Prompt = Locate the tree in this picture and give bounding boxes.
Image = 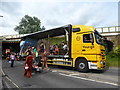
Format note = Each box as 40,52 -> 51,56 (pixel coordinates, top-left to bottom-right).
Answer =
14,15 -> 45,34
41,26 -> 45,30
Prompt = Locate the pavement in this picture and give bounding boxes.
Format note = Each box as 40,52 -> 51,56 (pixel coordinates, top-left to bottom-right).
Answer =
1,59 -> 120,89
50,66 -> 119,85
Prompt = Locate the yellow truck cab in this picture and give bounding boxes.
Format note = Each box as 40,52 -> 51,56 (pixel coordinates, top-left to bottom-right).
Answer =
72,25 -> 106,72
21,24 -> 106,72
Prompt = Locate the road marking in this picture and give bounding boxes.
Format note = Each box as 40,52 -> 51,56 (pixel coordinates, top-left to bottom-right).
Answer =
52,70 -> 57,72
1,68 -> 5,76
1,69 -> 21,89
59,73 -> 118,86
69,73 -> 79,76
6,76 -> 20,89
16,61 -> 24,64
51,69 -> 74,74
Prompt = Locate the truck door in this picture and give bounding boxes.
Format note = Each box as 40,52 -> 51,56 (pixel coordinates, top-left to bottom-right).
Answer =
82,33 -> 97,59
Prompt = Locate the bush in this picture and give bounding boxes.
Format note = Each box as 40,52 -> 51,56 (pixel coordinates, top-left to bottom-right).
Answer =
107,50 -> 117,58
107,45 -> 120,57
114,45 -> 120,56
106,45 -> 120,67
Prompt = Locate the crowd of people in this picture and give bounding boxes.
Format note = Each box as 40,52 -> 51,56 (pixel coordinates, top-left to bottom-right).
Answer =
49,41 -> 68,55
23,41 -> 68,78
5,40 -> 68,78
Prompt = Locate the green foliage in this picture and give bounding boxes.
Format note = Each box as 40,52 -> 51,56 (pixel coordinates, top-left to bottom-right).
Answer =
107,50 -> 117,58
106,45 -> 120,58
106,45 -> 120,67
106,55 -> 119,67
14,15 -> 45,34
41,26 -> 45,30
49,36 -> 66,46
114,45 -> 120,56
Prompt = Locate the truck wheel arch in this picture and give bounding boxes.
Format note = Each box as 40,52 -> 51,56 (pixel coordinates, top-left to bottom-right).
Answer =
75,57 -> 89,72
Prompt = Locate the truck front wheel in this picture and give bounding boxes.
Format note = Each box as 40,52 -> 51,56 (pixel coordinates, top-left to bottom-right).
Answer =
76,59 -> 89,72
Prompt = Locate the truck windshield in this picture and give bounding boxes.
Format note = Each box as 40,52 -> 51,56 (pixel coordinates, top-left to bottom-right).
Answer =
94,31 -> 103,45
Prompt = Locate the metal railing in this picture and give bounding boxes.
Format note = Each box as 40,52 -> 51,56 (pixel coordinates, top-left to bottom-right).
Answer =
96,26 -> 120,33
0,34 -> 28,40
0,26 -> 119,40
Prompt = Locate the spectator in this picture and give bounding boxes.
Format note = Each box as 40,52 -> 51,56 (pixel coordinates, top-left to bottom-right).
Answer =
6,49 -> 10,58
37,40 -> 50,71
50,45 -> 54,55
10,52 -> 16,67
63,43 -> 68,55
31,47 -> 36,62
61,41 -> 65,47
61,42 -> 68,55
54,44 -> 59,55
25,46 -> 31,55
42,50 -> 50,71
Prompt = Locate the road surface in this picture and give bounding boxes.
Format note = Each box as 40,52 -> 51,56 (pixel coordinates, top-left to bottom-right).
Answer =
2,59 -> 119,89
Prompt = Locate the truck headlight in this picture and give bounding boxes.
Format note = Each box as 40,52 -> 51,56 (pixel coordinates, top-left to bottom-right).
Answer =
100,61 -> 103,64
101,52 -> 105,55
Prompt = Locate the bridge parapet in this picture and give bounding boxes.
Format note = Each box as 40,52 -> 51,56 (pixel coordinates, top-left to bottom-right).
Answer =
0,34 -> 28,40
0,26 -> 119,40
96,26 -> 120,33
96,26 -> 120,47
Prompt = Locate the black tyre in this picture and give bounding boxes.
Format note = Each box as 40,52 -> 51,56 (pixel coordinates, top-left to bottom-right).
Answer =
76,59 -> 89,73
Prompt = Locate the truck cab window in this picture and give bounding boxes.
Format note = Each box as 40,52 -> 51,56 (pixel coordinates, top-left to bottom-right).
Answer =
83,34 -> 92,43
94,31 -> 103,45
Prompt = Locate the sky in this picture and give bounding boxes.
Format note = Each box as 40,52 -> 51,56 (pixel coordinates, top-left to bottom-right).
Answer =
0,0 -> 119,36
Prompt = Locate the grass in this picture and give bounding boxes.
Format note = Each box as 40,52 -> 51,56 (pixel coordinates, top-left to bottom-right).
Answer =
48,36 -> 66,45
106,55 -> 119,67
